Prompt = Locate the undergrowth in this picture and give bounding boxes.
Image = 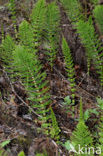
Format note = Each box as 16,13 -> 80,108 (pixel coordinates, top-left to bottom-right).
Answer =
45,1 -> 60,69
0,0 -> 103,155
62,37 -> 76,114
76,19 -> 103,85
60,0 -> 83,24
30,0 -> 46,49
70,98 -> 93,155
9,0 -> 17,36
93,5 -> 103,34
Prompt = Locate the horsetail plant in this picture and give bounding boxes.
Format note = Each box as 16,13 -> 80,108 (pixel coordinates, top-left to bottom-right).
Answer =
8,0 -> 61,137
11,17 -> 60,138
18,20 -> 34,53
50,107 -> 61,140
1,35 -> 15,65
60,0 -> 103,86
12,45 -> 52,134
70,98 -> 93,155
30,0 -> 46,50
93,5 -> 103,34
9,0 -> 17,37
62,37 -> 76,114
12,44 -> 61,139
76,19 -> 103,86
45,1 -> 60,69
0,4 -> 61,138
60,0 -> 83,24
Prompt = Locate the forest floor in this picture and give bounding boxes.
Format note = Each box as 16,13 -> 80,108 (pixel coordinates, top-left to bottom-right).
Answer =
0,0 -> 103,156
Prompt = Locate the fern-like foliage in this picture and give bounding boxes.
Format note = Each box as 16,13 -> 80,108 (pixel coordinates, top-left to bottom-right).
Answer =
50,107 -> 60,140
93,5 -> 103,34
17,16 -> 60,137
45,1 -> 60,68
18,20 -> 34,52
1,35 -> 15,64
30,0 -> 46,49
12,45 -> 52,131
71,121 -> 93,155
9,0 -> 17,36
76,19 -> 103,85
0,1 -> 60,139
31,0 -> 60,69
60,0 -> 82,23
16,20 -> 51,130
9,0 -> 16,21
70,98 -> 93,155
62,37 -> 76,110
1,18 -> 60,139
0,34 -> 16,81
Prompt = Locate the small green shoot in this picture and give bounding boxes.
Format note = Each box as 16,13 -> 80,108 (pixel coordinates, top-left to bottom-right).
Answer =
97,97 -> 103,109
84,109 -> 99,121
63,96 -> 71,106
18,151 -> 25,156
0,140 -> 10,148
